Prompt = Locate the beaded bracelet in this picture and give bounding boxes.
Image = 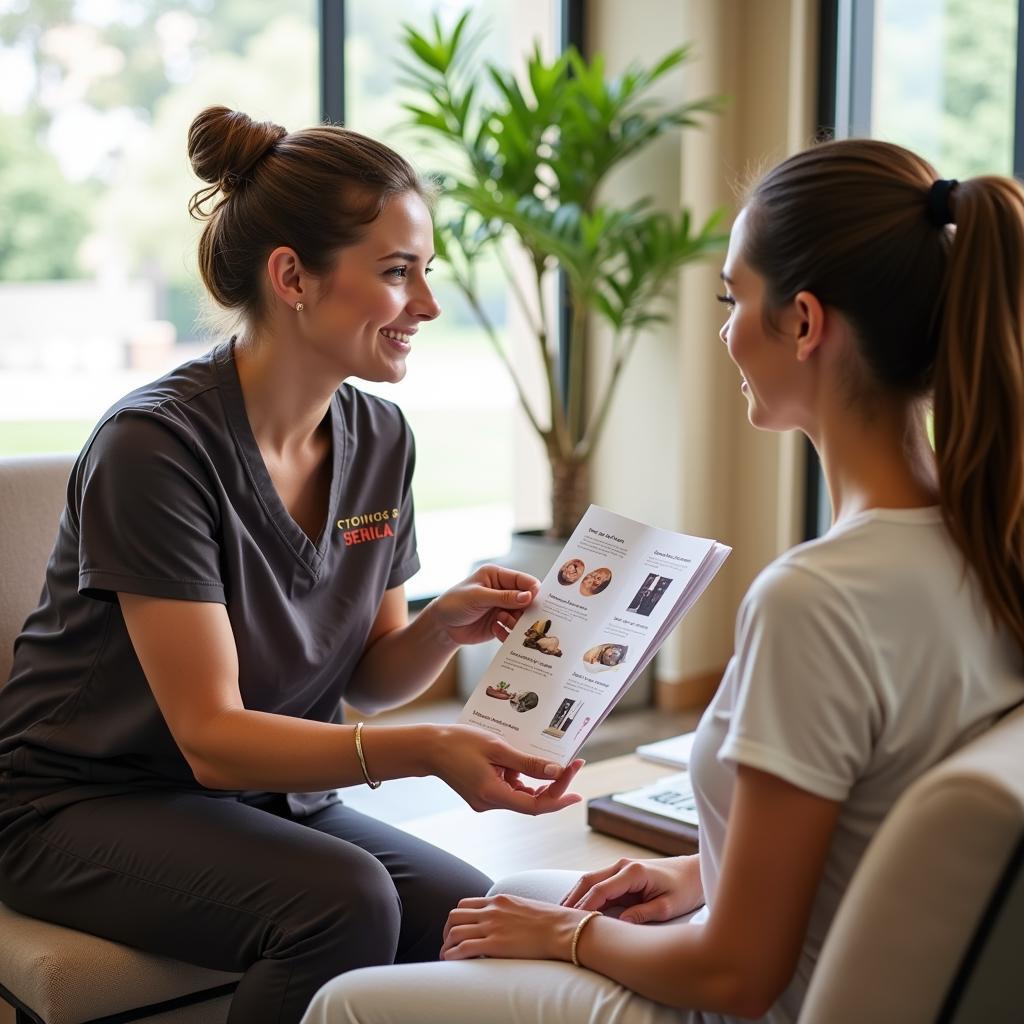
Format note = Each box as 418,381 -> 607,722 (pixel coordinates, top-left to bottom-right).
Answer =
571,910 -> 600,968
354,721 -> 381,790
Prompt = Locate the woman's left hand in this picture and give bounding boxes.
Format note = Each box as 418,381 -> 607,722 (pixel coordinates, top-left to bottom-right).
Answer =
441,893 -> 588,962
429,565 -> 540,646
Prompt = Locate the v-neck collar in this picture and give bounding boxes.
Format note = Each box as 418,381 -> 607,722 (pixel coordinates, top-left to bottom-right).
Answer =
214,339 -> 347,578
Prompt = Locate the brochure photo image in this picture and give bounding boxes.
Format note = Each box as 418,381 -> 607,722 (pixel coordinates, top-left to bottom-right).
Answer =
522,618 -> 564,657
483,680 -> 540,714
459,505 -> 731,762
582,642 -> 629,670
543,696 -> 589,740
554,556 -> 615,598
626,573 -> 674,617
556,558 -> 585,586
578,566 -> 613,597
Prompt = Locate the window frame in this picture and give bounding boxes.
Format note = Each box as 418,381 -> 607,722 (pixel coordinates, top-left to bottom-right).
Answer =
319,0 -> 577,395
319,1 -> 578,601
319,0 -> 579,596
320,0 -> 346,124
807,0 -> 1024,539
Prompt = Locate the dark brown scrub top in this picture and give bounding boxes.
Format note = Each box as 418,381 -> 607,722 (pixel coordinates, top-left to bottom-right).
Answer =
0,340 -> 419,831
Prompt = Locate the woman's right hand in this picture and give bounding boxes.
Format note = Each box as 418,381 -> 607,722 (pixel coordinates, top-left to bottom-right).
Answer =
427,724 -> 584,815
560,855 -> 704,924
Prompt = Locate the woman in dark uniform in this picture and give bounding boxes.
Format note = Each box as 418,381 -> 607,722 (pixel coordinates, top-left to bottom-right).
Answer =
0,107 -> 582,1024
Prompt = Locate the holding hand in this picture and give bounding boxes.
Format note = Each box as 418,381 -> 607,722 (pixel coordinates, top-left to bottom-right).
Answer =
428,565 -> 540,646
429,723 -> 584,815
561,855 -> 704,924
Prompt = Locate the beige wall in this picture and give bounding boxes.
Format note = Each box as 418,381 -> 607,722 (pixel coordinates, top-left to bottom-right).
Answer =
586,0 -> 818,697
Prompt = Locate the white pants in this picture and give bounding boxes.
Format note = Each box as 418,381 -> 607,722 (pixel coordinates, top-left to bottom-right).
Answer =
301,871 -> 725,1024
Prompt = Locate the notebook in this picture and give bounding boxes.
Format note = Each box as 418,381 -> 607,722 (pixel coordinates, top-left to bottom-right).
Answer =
634,731 -> 696,769
586,771 -> 700,856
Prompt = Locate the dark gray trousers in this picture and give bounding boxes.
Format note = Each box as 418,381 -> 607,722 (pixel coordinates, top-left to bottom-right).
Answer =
0,789 -> 491,1024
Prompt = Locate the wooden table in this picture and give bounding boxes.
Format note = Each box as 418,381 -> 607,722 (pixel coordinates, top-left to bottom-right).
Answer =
401,754 -> 675,879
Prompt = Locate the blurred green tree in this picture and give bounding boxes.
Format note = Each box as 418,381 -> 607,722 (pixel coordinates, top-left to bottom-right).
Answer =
873,0 -> 1015,177
0,0 -> 315,329
0,0 -> 300,127
0,115 -> 92,280
97,14 -> 316,331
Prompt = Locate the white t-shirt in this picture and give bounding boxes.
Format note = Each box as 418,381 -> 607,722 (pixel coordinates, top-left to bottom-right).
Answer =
690,506 -> 1023,1024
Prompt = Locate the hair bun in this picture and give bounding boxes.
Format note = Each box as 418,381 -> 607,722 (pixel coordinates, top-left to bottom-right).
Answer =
187,105 -> 287,193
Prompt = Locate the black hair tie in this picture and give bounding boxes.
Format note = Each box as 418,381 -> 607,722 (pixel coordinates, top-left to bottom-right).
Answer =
926,178 -> 958,227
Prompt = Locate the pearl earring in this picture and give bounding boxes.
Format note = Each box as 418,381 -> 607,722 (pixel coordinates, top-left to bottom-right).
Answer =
294,301 -> 304,312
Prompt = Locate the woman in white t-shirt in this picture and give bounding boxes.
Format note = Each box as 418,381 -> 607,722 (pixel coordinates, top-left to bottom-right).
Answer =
301,141 -> 1024,1024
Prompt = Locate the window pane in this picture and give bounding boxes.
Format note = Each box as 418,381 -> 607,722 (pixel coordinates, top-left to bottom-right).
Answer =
0,1 -> 317,452
345,0 -> 561,597
807,0 -> 1020,539
872,0 -> 1017,176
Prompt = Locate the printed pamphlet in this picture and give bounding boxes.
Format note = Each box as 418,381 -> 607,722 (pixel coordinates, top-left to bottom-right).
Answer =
459,505 -> 730,763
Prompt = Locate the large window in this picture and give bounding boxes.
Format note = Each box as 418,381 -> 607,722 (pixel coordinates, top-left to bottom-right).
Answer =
0,0 -> 573,600
342,0 -> 563,598
871,0 -> 1017,177
810,0 -> 1023,535
0,0 -> 318,448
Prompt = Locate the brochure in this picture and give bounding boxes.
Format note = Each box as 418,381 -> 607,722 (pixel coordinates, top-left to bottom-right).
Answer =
459,505 -> 730,764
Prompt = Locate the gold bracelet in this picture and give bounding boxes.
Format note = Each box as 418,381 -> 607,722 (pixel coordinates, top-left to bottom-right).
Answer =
571,910 -> 600,968
354,721 -> 381,790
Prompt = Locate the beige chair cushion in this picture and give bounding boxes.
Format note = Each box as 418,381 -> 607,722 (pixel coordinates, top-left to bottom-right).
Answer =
0,903 -> 238,1024
1,454 -> 241,1021
799,703 -> 1024,1023
0,453 -> 75,684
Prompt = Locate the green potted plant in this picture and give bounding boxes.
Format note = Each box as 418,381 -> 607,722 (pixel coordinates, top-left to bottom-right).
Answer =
399,12 -> 726,538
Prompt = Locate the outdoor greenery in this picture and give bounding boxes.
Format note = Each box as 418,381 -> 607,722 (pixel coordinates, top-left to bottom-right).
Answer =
0,420 -> 94,455
0,115 -> 93,281
0,0 -> 318,325
0,407 -> 503,513
0,0 -> 515,333
0,1 -> 520,522
874,0 -> 1016,176
0,0 -> 1019,525
2,0 -> 1010,291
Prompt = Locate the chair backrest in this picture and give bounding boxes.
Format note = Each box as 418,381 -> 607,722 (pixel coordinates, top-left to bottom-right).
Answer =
798,702 -> 1024,1023
0,454 -> 76,684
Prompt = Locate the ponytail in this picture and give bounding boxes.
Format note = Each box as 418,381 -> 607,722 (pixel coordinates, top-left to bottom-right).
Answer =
744,139 -> 1024,650
933,177 -> 1024,650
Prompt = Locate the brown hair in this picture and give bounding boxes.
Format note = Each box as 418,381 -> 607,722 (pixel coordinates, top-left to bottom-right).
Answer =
187,106 -> 430,327
743,138 -> 1024,650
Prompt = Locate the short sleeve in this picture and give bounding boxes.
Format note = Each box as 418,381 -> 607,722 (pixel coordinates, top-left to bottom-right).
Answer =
386,417 -> 419,589
718,562 -> 881,801
74,412 -> 226,603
